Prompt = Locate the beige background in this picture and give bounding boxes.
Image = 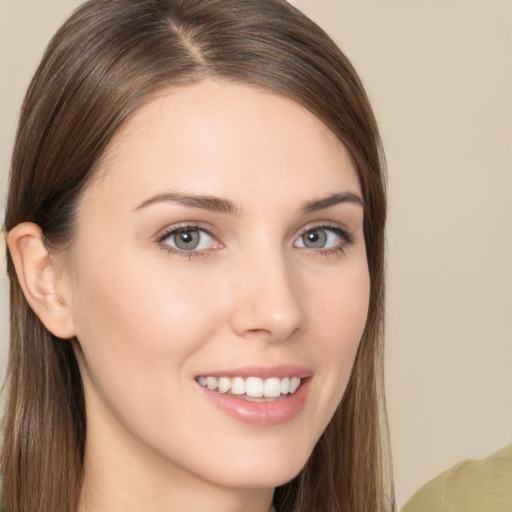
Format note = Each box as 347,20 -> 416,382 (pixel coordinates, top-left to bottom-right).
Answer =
1,0 -> 511,508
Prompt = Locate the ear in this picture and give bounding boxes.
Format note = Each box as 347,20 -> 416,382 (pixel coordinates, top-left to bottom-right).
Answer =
6,222 -> 76,339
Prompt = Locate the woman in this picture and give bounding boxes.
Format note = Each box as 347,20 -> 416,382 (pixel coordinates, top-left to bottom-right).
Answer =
1,1 -> 393,511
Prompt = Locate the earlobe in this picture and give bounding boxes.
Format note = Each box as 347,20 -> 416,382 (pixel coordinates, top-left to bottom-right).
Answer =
6,222 -> 76,339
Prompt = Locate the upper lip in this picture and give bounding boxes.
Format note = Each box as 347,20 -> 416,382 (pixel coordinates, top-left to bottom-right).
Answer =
196,365 -> 313,380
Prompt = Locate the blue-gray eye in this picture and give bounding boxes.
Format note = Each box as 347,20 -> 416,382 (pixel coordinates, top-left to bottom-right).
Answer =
165,228 -> 215,251
294,227 -> 344,249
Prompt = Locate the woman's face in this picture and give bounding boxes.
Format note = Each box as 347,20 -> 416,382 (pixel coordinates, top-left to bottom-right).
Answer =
61,80 -> 370,491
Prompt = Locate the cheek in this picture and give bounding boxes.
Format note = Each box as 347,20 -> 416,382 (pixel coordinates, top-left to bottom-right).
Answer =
308,261 -> 370,410
76,253 -> 217,341
70,256 -> 225,401
69,257 -> 233,461
313,257 -> 370,342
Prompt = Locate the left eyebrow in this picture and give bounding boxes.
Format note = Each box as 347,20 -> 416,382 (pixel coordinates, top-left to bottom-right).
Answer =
300,192 -> 365,214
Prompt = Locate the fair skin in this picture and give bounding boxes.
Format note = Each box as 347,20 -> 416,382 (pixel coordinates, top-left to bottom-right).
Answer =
8,80 -> 369,512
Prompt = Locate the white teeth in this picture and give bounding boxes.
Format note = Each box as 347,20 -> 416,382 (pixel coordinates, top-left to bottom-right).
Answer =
231,377 -> 246,395
289,377 -> 301,394
197,375 -> 303,398
280,377 -> 290,394
264,377 -> 282,398
206,376 -> 218,390
246,377 -> 264,398
218,377 -> 231,394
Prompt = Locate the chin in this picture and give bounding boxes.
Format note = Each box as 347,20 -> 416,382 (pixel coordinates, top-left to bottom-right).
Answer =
198,438 -> 314,490
211,464 -> 304,490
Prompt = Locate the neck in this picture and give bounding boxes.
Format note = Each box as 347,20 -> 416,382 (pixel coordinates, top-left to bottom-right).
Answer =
80,467 -> 273,512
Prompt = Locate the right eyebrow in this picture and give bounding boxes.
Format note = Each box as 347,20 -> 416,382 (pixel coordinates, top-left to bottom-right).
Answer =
134,191 -> 242,215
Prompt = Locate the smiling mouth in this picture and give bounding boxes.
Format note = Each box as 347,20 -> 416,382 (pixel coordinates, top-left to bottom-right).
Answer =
196,376 -> 302,402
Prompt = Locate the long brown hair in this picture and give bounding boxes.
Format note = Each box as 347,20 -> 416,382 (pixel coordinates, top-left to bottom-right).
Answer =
2,1 -> 393,511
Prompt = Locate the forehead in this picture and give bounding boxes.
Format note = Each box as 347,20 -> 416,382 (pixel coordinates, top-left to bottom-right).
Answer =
83,79 -> 360,210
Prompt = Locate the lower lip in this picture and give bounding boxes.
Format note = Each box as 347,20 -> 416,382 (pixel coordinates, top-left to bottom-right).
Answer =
198,378 -> 311,426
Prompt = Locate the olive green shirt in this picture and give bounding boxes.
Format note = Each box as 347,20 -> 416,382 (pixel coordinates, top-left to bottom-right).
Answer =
402,443 -> 512,512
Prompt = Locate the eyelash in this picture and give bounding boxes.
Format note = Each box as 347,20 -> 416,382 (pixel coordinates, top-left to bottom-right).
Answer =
297,223 -> 354,257
156,223 -> 218,259
156,222 -> 354,259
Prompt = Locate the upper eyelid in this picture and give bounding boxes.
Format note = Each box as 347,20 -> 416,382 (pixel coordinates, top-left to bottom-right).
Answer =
296,221 -> 352,238
156,222 -> 218,242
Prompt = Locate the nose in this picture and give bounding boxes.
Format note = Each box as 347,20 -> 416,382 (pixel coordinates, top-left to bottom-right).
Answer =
228,248 -> 306,342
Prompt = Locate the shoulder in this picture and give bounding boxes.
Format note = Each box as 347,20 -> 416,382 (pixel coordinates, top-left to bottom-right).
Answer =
401,443 -> 512,512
